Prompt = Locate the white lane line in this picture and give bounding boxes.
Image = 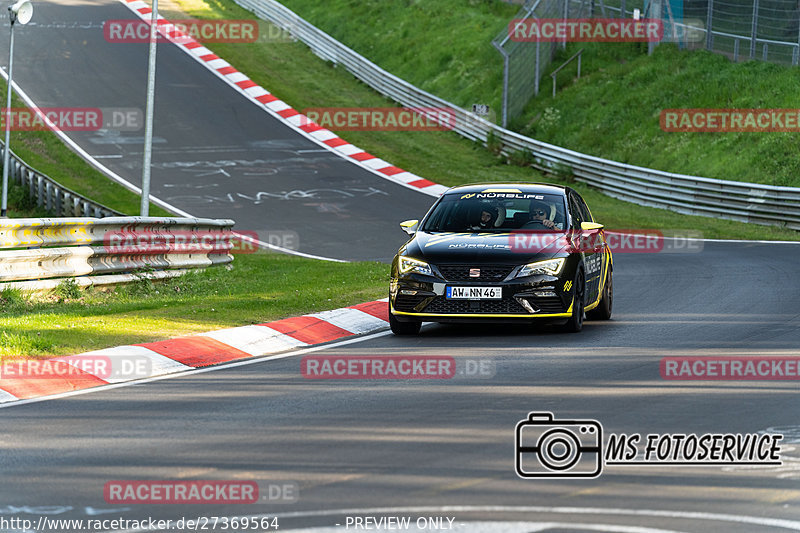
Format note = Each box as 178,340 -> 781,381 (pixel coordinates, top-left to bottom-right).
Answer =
233,232 -> 347,262
0,330 -> 392,410
0,39 -> 347,263
0,67 -> 192,218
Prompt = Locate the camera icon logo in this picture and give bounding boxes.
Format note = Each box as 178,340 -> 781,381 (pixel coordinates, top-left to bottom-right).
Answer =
515,412 -> 603,478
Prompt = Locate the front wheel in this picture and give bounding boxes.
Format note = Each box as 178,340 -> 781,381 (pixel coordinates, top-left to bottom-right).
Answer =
389,304 -> 421,335
563,270 -> 585,333
586,267 -> 612,320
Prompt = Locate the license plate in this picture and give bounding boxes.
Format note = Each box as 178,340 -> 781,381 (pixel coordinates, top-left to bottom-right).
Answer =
446,286 -> 502,300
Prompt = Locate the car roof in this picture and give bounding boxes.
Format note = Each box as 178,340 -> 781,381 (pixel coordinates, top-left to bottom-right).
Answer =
444,183 -> 570,196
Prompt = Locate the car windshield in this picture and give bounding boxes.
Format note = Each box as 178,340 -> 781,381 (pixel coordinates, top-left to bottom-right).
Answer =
420,191 -> 567,233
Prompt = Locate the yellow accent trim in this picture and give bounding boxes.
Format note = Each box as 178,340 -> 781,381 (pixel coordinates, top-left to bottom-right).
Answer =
393,310 -> 572,319
584,248 -> 612,311
391,300 -> 573,319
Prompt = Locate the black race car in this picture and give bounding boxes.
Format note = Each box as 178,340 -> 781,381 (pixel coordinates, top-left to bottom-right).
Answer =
389,183 -> 613,334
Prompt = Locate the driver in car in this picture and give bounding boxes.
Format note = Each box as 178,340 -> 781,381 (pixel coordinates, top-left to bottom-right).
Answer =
528,201 -> 558,229
469,203 -> 501,231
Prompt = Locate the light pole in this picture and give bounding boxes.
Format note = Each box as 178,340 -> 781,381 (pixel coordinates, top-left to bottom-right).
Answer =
140,0 -> 158,216
0,0 -> 32,218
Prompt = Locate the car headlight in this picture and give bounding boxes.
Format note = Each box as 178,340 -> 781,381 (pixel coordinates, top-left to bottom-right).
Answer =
515,258 -> 566,278
399,256 -> 433,276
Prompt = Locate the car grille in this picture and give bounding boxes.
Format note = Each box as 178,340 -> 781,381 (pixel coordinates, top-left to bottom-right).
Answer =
436,264 -> 516,283
527,296 -> 566,314
423,297 -> 530,315
394,294 -> 430,313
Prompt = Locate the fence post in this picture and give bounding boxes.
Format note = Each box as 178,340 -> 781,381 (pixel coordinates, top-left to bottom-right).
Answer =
620,0 -> 626,18
750,0 -> 759,59
493,37 -> 510,129
501,52 -> 509,128
534,40 -> 541,96
648,0 -> 661,55
706,0 -> 714,49
796,12 -> 800,66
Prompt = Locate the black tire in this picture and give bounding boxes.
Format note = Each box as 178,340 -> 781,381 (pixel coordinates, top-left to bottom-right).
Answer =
389,303 -> 421,335
586,267 -> 613,320
563,269 -> 585,333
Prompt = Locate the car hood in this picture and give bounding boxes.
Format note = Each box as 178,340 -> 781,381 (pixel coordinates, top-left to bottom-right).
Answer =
404,231 -> 567,265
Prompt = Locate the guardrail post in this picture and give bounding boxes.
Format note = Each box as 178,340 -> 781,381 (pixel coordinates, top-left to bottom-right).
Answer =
750,0 -> 759,59
45,181 -> 52,212
734,39 -> 739,62
82,200 -> 90,217
620,0 -> 626,18
55,189 -> 63,216
36,174 -> 43,207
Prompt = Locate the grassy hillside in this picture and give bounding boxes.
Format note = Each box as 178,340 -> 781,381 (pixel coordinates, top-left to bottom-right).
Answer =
276,0 -> 800,187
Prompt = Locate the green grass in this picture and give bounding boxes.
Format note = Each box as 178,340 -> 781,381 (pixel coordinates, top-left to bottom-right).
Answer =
0,79 -> 171,217
5,181 -> 50,218
267,0 -> 800,188
166,0 -> 799,241
0,253 -> 387,358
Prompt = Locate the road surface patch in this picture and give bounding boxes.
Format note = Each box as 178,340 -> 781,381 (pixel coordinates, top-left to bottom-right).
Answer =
118,0 -> 448,198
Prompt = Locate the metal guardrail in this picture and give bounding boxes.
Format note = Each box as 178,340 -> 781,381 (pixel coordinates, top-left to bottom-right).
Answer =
234,0 -> 800,231
2,143 -> 120,218
0,217 -> 234,290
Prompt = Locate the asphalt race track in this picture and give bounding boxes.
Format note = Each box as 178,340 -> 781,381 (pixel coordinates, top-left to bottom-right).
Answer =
2,243 -> 800,532
0,0 -> 800,532
1,0 -> 431,262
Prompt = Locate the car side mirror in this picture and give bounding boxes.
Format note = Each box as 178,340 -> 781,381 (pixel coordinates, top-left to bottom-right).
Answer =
580,222 -> 604,231
400,219 -> 419,235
